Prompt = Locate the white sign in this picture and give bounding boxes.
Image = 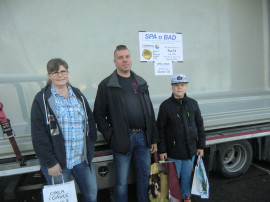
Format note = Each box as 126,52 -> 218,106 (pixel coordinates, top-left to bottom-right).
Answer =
139,31 -> 183,62
154,61 -> 173,76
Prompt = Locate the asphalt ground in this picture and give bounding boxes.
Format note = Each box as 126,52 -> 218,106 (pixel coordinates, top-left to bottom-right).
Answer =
96,160 -> 270,202
192,160 -> 270,202
1,160 -> 270,201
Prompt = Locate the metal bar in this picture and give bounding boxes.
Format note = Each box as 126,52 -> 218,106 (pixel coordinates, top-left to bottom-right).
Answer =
206,131 -> 270,145
0,159 -> 40,177
0,74 -> 47,83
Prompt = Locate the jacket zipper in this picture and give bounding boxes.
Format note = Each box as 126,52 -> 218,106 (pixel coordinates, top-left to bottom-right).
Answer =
120,87 -> 131,155
81,96 -> 89,137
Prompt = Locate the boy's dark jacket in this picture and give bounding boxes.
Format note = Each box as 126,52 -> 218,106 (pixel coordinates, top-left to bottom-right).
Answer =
31,84 -> 97,169
93,70 -> 159,155
157,94 -> 205,159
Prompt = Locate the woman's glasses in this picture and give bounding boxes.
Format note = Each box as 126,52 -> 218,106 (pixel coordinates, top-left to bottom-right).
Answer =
51,70 -> 68,77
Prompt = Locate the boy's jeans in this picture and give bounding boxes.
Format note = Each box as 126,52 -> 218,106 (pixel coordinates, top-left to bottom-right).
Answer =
167,156 -> 195,199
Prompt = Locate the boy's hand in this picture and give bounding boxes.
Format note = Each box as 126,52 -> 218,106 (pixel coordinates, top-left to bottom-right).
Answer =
197,149 -> 204,157
159,153 -> 167,161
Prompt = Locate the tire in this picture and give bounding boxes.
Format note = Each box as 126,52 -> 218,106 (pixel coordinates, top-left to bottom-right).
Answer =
216,140 -> 253,178
266,137 -> 270,162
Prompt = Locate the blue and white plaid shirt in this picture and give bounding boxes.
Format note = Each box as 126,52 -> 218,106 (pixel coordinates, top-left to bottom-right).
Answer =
51,85 -> 85,169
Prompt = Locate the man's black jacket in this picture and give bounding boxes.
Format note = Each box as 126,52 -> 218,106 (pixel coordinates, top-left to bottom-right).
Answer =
157,94 -> 205,159
93,70 -> 159,155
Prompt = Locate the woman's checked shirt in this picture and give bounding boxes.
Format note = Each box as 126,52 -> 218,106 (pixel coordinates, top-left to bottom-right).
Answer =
51,85 -> 85,169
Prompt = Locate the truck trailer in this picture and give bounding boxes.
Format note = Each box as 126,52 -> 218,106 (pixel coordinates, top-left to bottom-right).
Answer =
0,0 -> 270,200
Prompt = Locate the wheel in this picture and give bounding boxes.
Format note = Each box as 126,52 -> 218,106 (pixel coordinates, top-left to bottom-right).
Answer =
216,140 -> 253,178
266,136 -> 270,162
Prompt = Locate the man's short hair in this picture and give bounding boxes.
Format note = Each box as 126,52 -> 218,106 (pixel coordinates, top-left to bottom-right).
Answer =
114,45 -> 129,58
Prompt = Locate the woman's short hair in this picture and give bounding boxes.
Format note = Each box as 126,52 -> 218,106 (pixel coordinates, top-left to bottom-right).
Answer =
47,58 -> 68,74
46,58 -> 69,85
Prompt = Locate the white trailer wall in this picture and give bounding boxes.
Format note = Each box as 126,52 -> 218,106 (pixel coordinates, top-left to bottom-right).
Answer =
0,0 -> 270,158
1,0 -> 269,95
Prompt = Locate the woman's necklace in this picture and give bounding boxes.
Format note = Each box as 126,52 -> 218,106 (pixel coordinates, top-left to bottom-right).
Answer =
57,87 -> 69,99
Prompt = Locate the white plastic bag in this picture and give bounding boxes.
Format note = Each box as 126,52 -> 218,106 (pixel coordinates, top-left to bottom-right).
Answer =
191,156 -> 209,199
43,174 -> 78,202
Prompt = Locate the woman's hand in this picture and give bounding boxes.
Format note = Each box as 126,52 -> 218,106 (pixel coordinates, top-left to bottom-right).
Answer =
48,163 -> 62,177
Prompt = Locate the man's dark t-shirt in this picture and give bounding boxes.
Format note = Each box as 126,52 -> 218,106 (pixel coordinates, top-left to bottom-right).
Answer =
117,75 -> 145,129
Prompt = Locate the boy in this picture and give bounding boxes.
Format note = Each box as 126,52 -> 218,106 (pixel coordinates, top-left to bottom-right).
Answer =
157,74 -> 205,202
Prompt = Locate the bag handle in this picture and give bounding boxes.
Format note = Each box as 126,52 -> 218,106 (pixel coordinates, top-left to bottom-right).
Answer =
51,173 -> 65,185
153,152 -> 158,163
196,155 -> 204,167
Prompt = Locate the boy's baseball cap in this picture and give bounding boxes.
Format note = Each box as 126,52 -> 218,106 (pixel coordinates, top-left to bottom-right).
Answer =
171,74 -> 189,84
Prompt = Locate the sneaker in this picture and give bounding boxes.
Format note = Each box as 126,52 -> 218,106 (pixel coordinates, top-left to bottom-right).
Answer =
184,194 -> 191,202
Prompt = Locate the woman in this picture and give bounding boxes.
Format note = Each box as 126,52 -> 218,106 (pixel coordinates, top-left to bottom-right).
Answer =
31,58 -> 97,202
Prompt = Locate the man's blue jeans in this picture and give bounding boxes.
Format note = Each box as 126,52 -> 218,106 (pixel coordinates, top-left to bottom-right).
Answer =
167,156 -> 195,199
41,161 -> 97,202
113,131 -> 151,202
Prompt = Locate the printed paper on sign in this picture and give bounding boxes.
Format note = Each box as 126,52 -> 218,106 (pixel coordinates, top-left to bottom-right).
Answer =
139,31 -> 183,62
154,61 -> 173,76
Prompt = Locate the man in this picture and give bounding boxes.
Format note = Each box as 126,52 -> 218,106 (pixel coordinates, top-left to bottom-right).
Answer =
94,45 -> 159,202
157,74 -> 205,202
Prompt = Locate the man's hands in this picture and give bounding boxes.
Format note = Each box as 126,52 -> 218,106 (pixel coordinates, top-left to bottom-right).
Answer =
158,150 -> 203,162
150,143 -> 157,153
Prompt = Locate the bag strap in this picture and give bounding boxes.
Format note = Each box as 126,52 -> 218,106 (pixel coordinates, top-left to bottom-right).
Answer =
152,152 -> 158,163
197,155 -> 204,167
0,102 -> 25,166
51,173 -> 65,185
